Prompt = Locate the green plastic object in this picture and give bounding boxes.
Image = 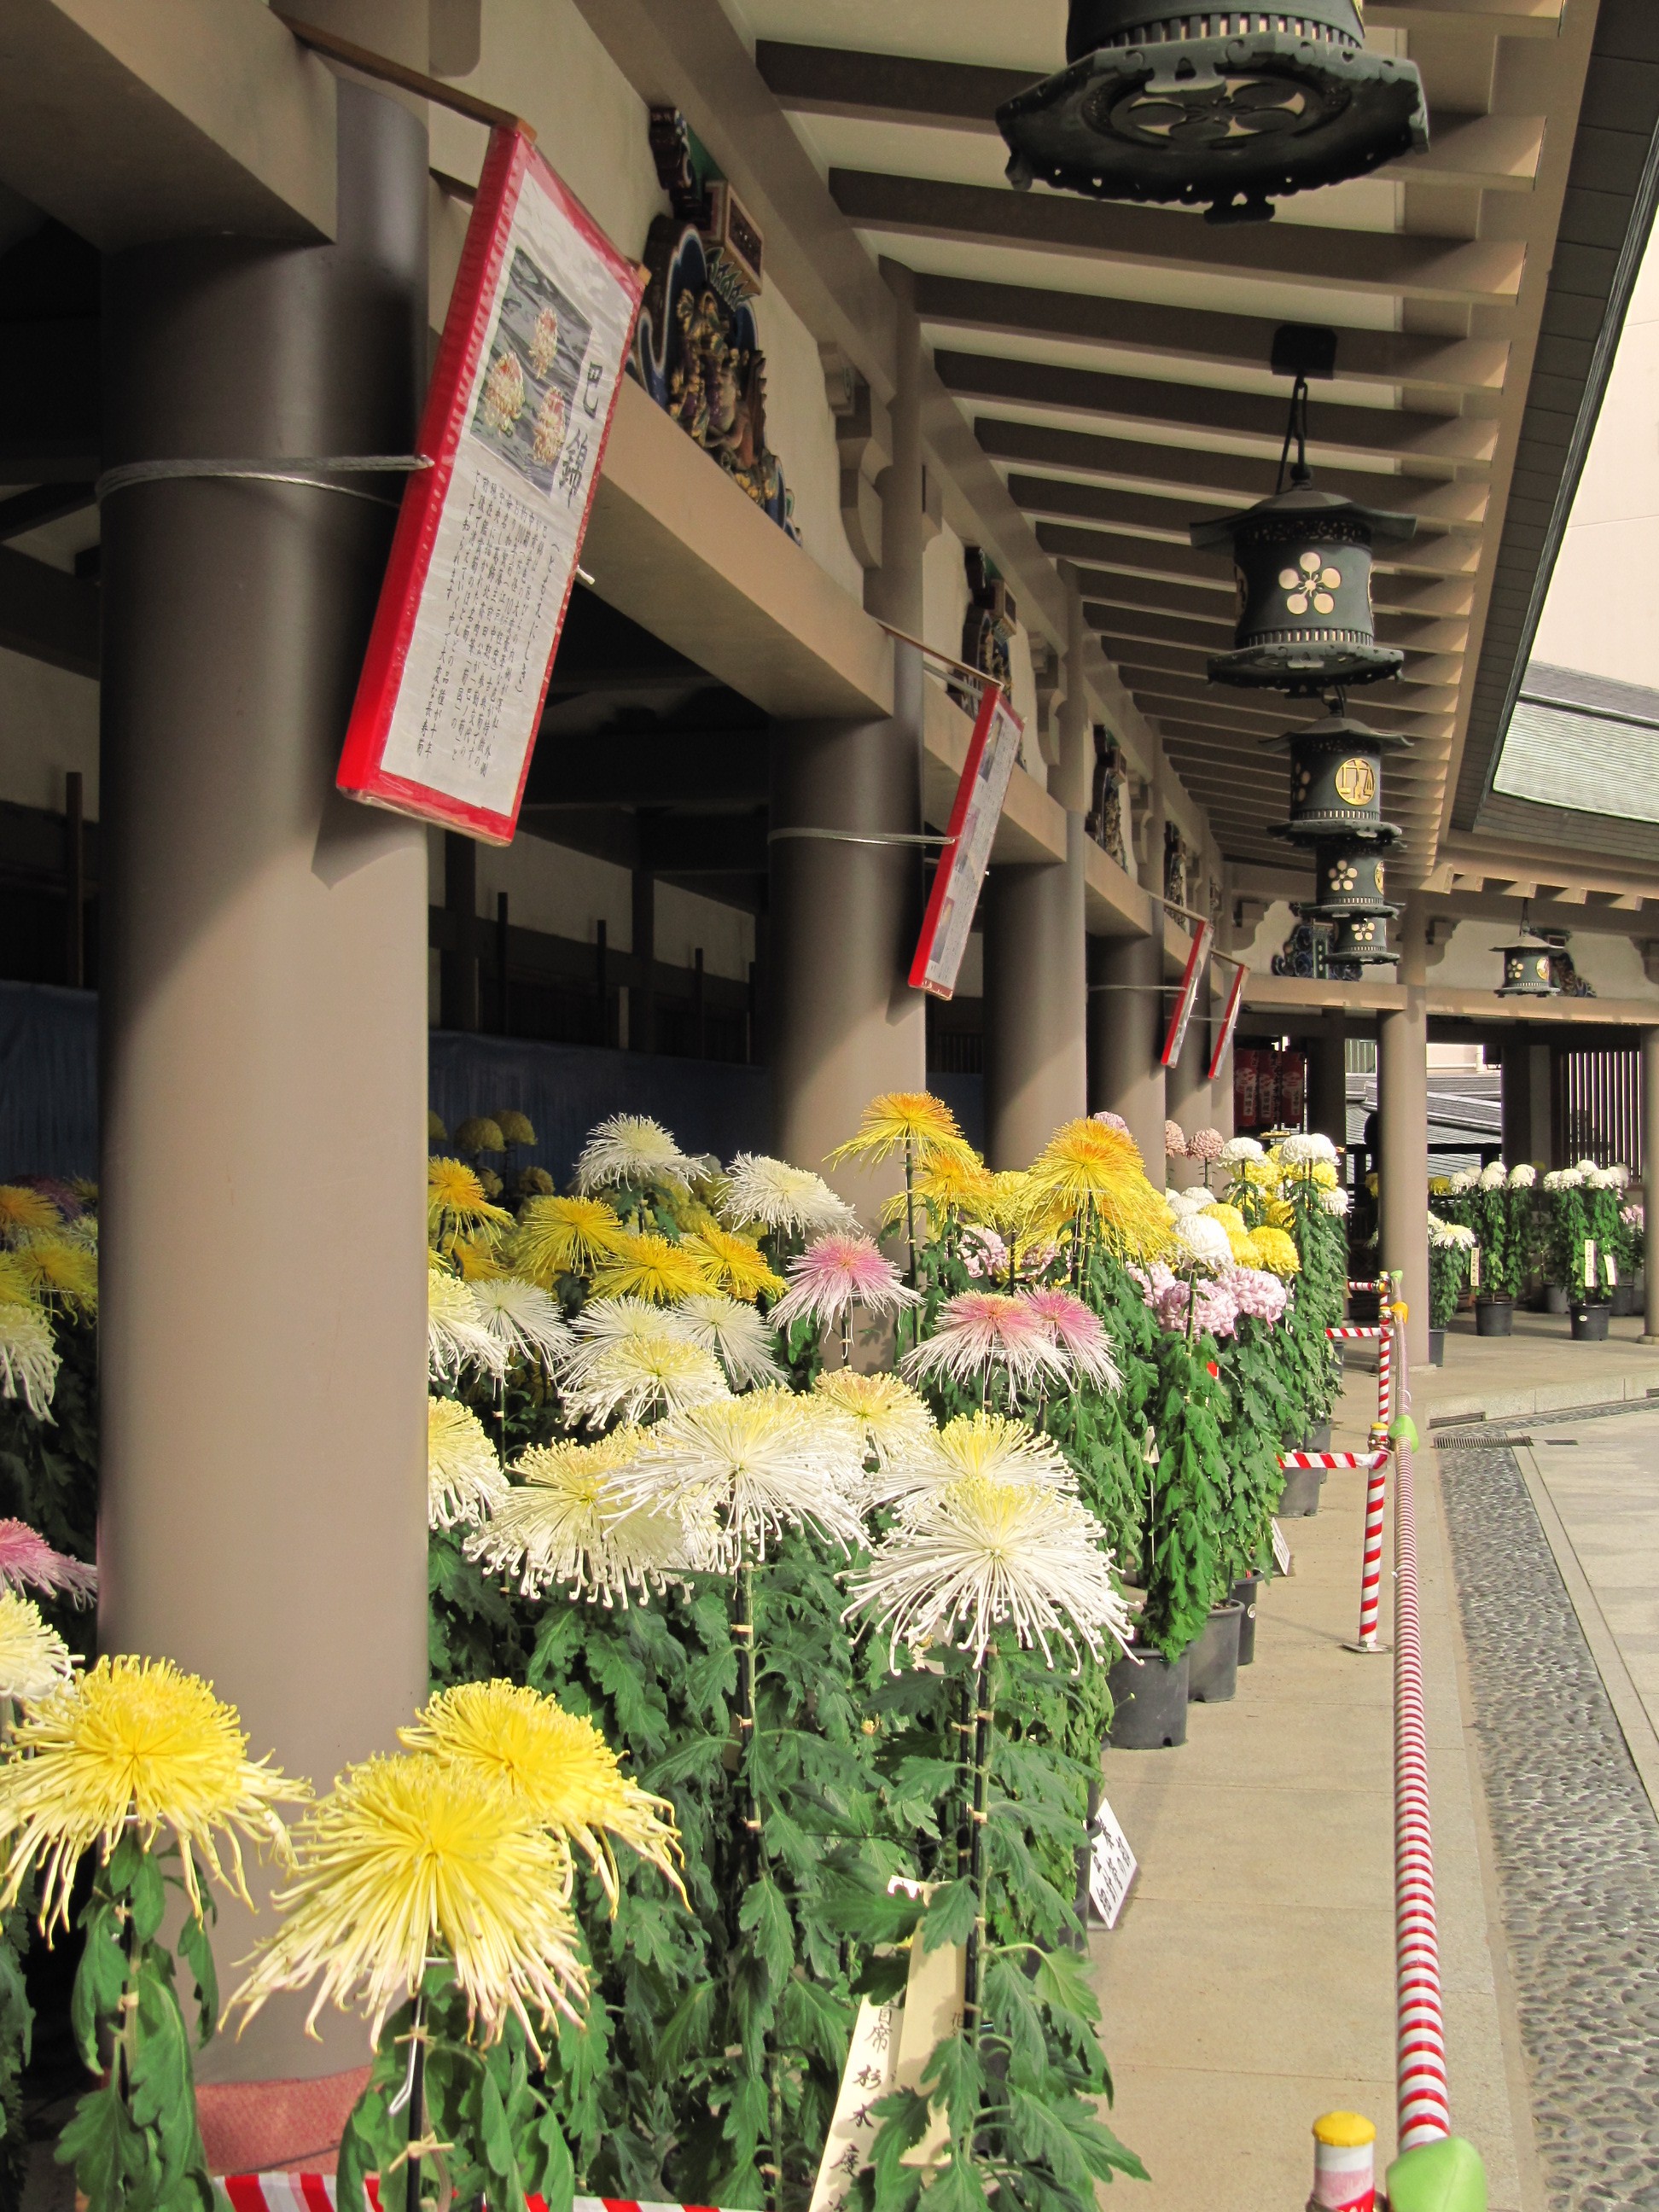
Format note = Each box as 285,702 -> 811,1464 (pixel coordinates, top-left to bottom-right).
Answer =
1385,2136 -> 1487,2212
1389,1413 -> 1421,1453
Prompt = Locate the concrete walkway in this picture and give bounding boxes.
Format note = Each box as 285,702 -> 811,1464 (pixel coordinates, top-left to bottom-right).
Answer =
1089,1342 -> 1547,2211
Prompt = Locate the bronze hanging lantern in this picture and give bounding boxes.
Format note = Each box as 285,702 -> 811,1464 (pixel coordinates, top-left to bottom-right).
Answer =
1496,927 -> 1560,999
1325,910 -> 1396,966
1266,710 -> 1412,838
997,2 -> 1428,226
1311,832 -> 1395,916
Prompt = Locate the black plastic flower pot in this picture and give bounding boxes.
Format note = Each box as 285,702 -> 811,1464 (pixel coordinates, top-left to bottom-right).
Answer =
1571,1303 -> 1610,1342
1428,1327 -> 1445,1366
1277,1461 -> 1324,1518
1107,1647 -> 1189,1749
1187,1603 -> 1243,1704
1544,1284 -> 1569,1315
1475,1295 -> 1513,1337
1611,1282 -> 1636,1318
1231,1571 -> 1265,1666
1303,1419 -> 1332,1452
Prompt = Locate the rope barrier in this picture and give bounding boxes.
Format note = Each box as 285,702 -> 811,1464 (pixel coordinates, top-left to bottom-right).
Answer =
1280,1450 -> 1390,1472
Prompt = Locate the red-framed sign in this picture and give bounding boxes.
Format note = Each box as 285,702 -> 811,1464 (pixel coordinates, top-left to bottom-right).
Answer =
909,679 -> 1025,999
1159,918 -> 1213,1068
1208,960 -> 1249,1083
336,127 -> 643,843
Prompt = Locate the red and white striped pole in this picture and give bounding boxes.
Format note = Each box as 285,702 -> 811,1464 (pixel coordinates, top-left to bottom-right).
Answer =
1390,1309 -> 1451,2151
1353,1449 -> 1390,1652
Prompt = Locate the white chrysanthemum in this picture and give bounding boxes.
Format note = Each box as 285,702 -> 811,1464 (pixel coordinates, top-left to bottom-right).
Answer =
1583,1164 -> 1619,1190
1478,1161 -> 1506,1190
1609,1163 -> 1631,1190
556,1296 -> 685,1377
1429,1218 -> 1476,1250
0,1303 -> 59,1419
847,1474 -> 1132,1669
1543,1168 -> 1584,1191
1280,1132 -> 1338,1168
1575,1157 -> 1600,1176
428,1397 -> 509,1532
1508,1163 -> 1538,1189
466,1277 -> 573,1373
812,1371 -> 935,1470
573,1114 -> 698,1195
1218,1138 -> 1264,1165
1445,1168 -> 1477,1195
1321,1186 -> 1352,1217
870,1409 -> 1075,1522
0,1592 -> 73,1704
718,1153 -> 857,1238
466,1429 -> 701,1604
1165,1188 -> 1208,1218
608,1390 -> 867,1563
1175,1213 -> 1234,1271
564,1334 -> 730,1429
672,1292 -> 785,1390
429,1265 -> 507,1385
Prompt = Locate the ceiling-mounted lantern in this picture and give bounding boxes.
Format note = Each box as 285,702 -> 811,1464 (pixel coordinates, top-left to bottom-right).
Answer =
1325,910 -> 1397,966
1312,833 -> 1396,917
1266,712 -> 1412,839
1496,928 -> 1561,999
1190,481 -> 1418,692
996,1 -> 1429,227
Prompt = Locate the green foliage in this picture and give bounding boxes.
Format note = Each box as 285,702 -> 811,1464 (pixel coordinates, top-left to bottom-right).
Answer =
1542,1179 -> 1591,1295
1212,1318 -> 1289,1582
1429,1241 -> 1468,1330
1140,1337 -> 1225,1661
0,1908 -> 32,2212
56,1834 -> 216,2212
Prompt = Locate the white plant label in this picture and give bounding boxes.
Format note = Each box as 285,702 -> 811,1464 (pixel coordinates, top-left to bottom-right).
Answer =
1086,1795 -> 1138,1929
1272,1518 -> 1292,1575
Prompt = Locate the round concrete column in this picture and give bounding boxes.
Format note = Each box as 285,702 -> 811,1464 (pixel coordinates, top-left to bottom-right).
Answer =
1087,930 -> 1166,1176
1643,1028 -> 1659,1343
1163,1033 -> 1211,1186
1310,1016 -> 1348,1149
99,75 -> 430,2087
982,815 -> 1086,1167
1377,903 -> 1430,1366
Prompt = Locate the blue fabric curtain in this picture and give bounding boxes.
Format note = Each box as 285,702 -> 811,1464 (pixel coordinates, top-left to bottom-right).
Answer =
0,984 -> 98,1179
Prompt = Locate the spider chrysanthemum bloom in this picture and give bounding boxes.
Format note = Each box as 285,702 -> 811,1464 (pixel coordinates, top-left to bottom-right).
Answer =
12,1237 -> 97,1318
450,1234 -> 507,1284
428,1156 -> 515,1250
958,1169 -> 1060,1249
1018,1287 -> 1121,1391
0,1656 -> 303,1933
900,1289 -> 1068,1404
564,1333 -> 730,1429
0,1303 -> 60,1420
0,1188 -> 60,1248
403,1681 -> 684,1908
882,1148 -> 996,1237
718,1154 -> 857,1239
768,1234 -> 919,1334
0,1522 -> 95,1607
679,1223 -> 785,1303
428,1396 -> 508,1532
511,1195 -> 629,1285
573,1114 -> 697,1196
467,1428 -> 696,1604
0,1594 -> 73,1707
812,1371 -> 935,1469
589,1231 -> 714,1306
1251,1225 -> 1302,1278
428,1263 -> 507,1385
847,1475 -> 1132,1669
466,1276 -> 572,1371
609,1389 -> 867,1563
870,1407 -> 1075,1521
828,1092 -> 975,1173
230,1755 -> 585,2047
1028,1121 -> 1172,1257
672,1292 -> 785,1389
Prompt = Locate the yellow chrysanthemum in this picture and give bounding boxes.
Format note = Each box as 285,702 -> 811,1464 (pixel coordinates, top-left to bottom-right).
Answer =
881,1148 -> 996,1235
0,1258 -> 34,1310
1252,1225 -> 1302,1278
511,1196 -> 629,1285
681,1222 -> 785,1303
1312,1160 -> 1339,1190
11,1237 -> 97,1318
0,1656 -> 304,1933
454,1116 -> 507,1156
1266,1197 -> 1296,1230
427,1109 -> 449,1145
0,1189 -> 59,1247
469,1428 -> 696,1605
589,1231 -> 714,1306
493,1109 -> 537,1147
959,1169 -> 1064,1247
828,1092 -> 975,1173
451,1233 -> 508,1283
404,1681 -> 684,1909
812,1370 -> 935,1466
1208,1202 -> 1248,1236
0,1593 -> 73,1707
428,1156 -> 514,1250
1240,1157 -> 1281,1190
1226,1228 -> 1257,1265
1027,1121 -> 1172,1256
230,1755 -> 585,2046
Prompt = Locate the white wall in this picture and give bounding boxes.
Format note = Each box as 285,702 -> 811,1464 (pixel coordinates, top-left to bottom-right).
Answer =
0,649 -> 98,815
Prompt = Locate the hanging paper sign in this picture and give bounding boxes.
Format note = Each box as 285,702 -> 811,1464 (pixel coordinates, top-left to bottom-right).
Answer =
337,126 -> 643,843
1470,1246 -> 1481,1290
1208,960 -> 1247,1084
1585,1237 -> 1598,1290
808,1993 -> 903,2212
1086,1796 -> 1138,1929
1272,1518 -> 1292,1575
910,678 -> 1025,1000
1160,917 -> 1214,1068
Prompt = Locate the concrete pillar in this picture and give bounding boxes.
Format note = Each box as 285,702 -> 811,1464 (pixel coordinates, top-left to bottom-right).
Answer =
982,814 -> 1087,1167
1377,900 -> 1430,1366
1088,930 -> 1165,1176
1310,1016 -> 1348,1149
1164,1028 -> 1211,1185
1643,1028 -> 1659,1343
770,262 -> 925,1202
98,70 -> 429,2090
1054,573 -> 1091,817
440,830 -> 480,1032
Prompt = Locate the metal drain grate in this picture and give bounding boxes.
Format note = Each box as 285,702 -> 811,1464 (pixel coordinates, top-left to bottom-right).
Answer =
1433,1431 -> 1534,1450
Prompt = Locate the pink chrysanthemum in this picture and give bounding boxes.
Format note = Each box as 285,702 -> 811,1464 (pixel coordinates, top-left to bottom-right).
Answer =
1187,1127 -> 1225,1166
1018,1288 -> 1121,1391
1152,1277 -> 1240,1342
1164,1120 -> 1188,1159
1092,1111 -> 1130,1133
0,1520 -> 96,1607
767,1234 -> 919,1335
902,1289 -> 1069,1406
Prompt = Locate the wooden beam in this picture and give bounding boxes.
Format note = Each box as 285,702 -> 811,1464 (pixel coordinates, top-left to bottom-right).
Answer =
1079,578 -> 1469,655
984,423 -> 1488,529
828,172 -> 1527,304
912,272 -> 1511,395
1371,0 -> 1561,28
1103,633 -> 1461,696
938,351 -> 1491,462
1056,539 -> 1476,620
0,482 -> 96,544
0,546 -> 99,678
1118,670 -> 1452,736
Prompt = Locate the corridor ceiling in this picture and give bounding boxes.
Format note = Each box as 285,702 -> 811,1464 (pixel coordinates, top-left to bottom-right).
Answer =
729,0 -> 1658,888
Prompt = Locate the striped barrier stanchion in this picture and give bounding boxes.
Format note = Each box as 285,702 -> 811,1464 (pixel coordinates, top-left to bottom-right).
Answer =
1389,1313 -> 1452,2153
1326,1325 -> 1386,1342
1280,1450 -> 1390,1474
1353,1447 -> 1390,1652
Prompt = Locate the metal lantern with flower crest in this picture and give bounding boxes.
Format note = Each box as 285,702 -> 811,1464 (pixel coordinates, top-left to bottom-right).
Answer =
996,1 -> 1429,228
1496,928 -> 1561,999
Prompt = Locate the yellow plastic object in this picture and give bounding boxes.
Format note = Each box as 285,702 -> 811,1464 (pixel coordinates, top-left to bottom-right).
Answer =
1389,1300 -> 1409,1324
1313,2112 -> 1377,2150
